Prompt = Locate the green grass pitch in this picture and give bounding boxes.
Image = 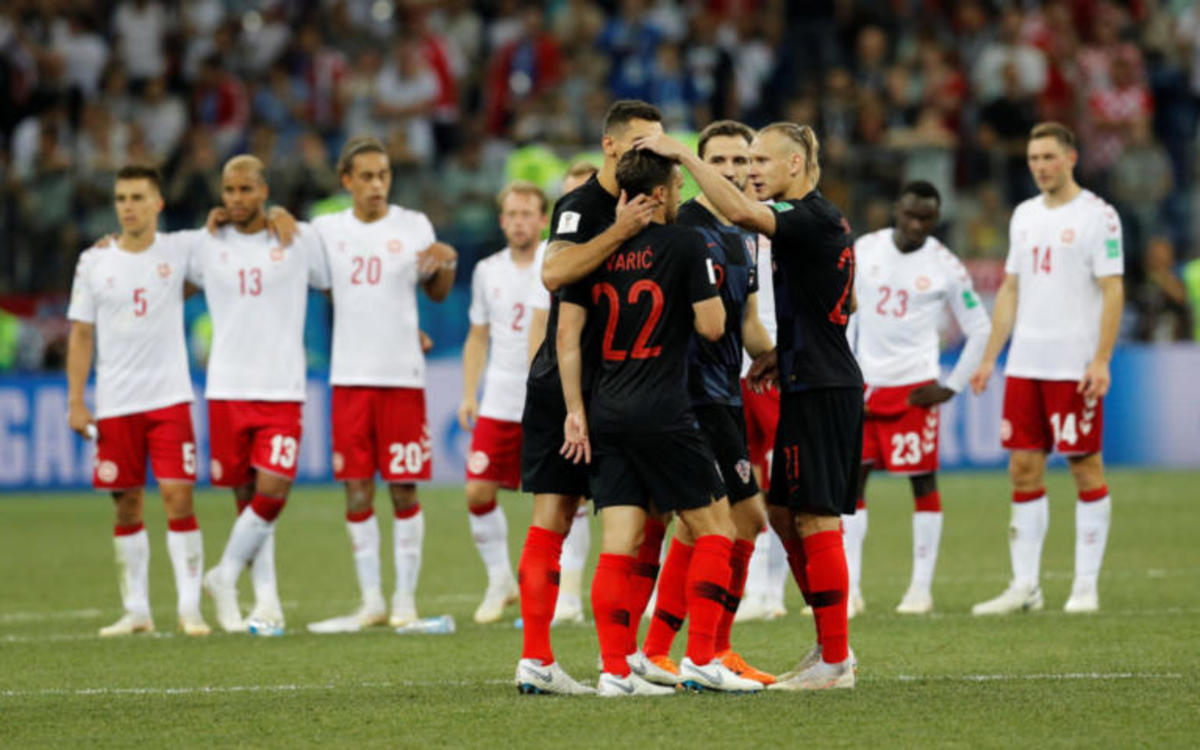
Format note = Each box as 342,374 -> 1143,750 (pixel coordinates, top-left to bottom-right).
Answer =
2,469 -> 1197,748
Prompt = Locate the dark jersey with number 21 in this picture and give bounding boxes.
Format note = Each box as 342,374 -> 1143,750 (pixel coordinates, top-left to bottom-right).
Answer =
770,191 -> 863,392
563,223 -> 719,434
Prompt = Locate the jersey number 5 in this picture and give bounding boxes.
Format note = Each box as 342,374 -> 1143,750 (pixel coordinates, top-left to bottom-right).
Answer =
828,248 -> 854,325
593,280 -> 664,361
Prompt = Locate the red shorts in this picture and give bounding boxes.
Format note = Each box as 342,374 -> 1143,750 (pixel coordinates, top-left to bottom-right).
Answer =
1002,376 -> 1103,455
208,400 -> 303,486
741,379 -> 779,490
332,386 -> 431,482
465,416 -> 523,489
93,402 -> 196,490
861,381 -> 939,475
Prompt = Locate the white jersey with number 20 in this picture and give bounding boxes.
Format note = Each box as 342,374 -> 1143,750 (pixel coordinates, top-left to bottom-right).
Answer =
312,205 -> 437,388
1004,190 -> 1123,381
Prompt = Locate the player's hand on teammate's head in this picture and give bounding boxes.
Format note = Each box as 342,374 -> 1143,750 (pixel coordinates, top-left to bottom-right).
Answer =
633,133 -> 684,161
266,206 -> 298,246
560,411 -> 591,464
746,348 -> 779,393
969,361 -> 994,395
1078,359 -> 1111,400
457,399 -> 478,431
205,207 -> 230,235
908,383 -> 956,407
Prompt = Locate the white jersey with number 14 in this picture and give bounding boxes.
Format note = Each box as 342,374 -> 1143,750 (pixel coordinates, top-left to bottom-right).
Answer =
1005,189 -> 1123,381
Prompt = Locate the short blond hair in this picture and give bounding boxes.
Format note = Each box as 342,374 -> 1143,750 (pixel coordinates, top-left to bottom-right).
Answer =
1030,121 -> 1077,150
758,122 -> 821,183
496,180 -> 548,214
337,136 -> 387,175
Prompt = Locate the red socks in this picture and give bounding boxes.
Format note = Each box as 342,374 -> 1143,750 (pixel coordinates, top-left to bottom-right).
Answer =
166,516 -> 198,533
346,508 -> 374,523
593,553 -> 635,676
804,530 -> 849,664
468,499 -> 498,516
684,535 -> 734,666
641,538 -> 693,658
915,490 -> 941,512
625,518 -> 666,653
113,522 -> 144,536
783,537 -> 811,604
714,538 -> 754,654
395,504 -> 422,519
518,525 -> 564,664
249,493 -> 286,522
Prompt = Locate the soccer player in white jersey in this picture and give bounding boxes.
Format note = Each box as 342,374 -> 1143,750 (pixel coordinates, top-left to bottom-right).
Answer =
458,181 -> 548,624
970,122 -> 1123,615
846,181 -> 991,616
191,156 -> 329,634
66,165 -> 207,638
307,136 -> 458,632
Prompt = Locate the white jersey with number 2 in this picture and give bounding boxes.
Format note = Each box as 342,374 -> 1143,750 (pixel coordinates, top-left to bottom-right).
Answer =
67,234 -> 196,419
1004,189 -> 1124,381
853,229 -> 991,392
469,243 -> 545,421
312,205 -> 437,388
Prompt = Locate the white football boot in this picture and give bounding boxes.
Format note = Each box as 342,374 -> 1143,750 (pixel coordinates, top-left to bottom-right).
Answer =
552,594 -> 585,625
514,659 -> 595,695
246,601 -> 285,636
733,592 -> 771,623
972,582 -> 1044,615
847,590 -> 866,618
769,657 -> 855,691
178,611 -> 211,636
203,567 -> 245,633
98,612 -> 154,637
389,591 -> 418,628
596,672 -> 677,697
627,651 -> 680,686
678,657 -> 764,693
1063,584 -> 1099,613
895,587 -> 933,615
307,598 -> 388,634
473,577 -> 519,624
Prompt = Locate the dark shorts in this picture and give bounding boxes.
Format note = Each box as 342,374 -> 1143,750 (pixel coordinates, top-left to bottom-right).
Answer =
520,381 -> 589,498
695,404 -> 760,504
589,430 -> 725,513
768,388 -> 863,517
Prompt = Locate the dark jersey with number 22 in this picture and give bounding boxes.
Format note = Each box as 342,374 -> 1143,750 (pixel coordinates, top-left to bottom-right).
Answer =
770,191 -> 863,392
563,223 -> 719,434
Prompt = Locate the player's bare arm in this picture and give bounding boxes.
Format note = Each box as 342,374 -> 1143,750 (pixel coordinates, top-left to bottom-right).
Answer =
66,321 -> 96,438
635,133 -> 777,236
746,348 -> 779,392
527,307 -> 549,366
556,301 -> 590,464
419,241 -> 458,302
693,296 -> 726,342
742,292 -> 773,358
540,192 -> 657,292
922,267 -> 993,407
1080,275 -> 1123,399
458,323 -> 489,430
970,273 -> 1019,394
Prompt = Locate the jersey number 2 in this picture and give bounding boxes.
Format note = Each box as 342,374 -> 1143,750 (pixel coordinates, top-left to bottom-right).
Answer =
828,248 -> 854,325
593,280 -> 664,361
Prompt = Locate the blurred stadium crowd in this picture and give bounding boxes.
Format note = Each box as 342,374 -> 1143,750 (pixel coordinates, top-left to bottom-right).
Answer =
2,0 -> 1199,371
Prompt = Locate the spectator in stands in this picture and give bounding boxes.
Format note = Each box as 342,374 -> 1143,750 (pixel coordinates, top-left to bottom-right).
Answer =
375,36 -> 439,164
192,55 -> 249,157
134,75 -> 187,164
111,0 -> 169,84
1132,236 -> 1192,342
973,8 -> 1048,102
1111,117 -> 1173,271
485,3 -> 561,136
165,129 -> 220,228
1083,50 -> 1153,187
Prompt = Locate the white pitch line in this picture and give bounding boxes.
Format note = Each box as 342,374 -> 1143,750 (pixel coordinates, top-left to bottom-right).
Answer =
0,673 -> 1186,699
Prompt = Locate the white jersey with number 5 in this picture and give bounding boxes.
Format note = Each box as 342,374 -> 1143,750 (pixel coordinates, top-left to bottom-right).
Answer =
312,206 -> 437,388
469,243 -> 546,421
853,229 -> 991,391
1005,190 -> 1123,381
187,225 -> 329,401
66,234 -> 196,419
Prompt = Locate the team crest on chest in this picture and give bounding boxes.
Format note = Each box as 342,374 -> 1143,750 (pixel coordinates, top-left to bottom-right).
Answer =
106,277 -> 115,287
157,263 -> 171,278
270,246 -> 285,262
915,275 -> 931,291
1060,228 -> 1076,244
220,251 -> 229,264
388,239 -> 404,254
337,241 -> 347,254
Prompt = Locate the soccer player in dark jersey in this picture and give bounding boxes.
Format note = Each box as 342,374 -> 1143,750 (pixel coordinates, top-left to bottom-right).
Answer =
513,101 -> 662,695
636,121 -> 776,687
558,149 -> 764,696
638,123 -> 862,690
